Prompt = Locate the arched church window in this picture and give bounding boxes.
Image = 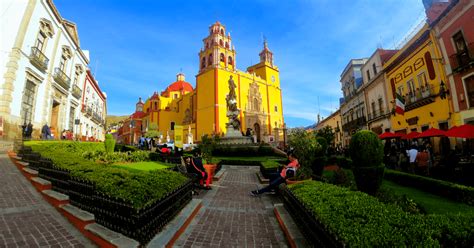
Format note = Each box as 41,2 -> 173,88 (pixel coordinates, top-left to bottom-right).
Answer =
206,42 -> 209,49
201,58 -> 206,69
208,53 -> 213,65
228,56 -> 233,65
220,29 -> 224,35
219,40 -> 223,46
220,53 -> 225,62
225,42 -> 229,48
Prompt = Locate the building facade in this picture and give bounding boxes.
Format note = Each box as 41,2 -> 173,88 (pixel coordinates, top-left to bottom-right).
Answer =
432,0 -> 474,126
340,58 -> 368,146
315,110 -> 342,147
361,49 -> 398,134
120,22 -> 285,144
0,0 -> 106,140
80,70 -> 106,141
384,24 -> 450,135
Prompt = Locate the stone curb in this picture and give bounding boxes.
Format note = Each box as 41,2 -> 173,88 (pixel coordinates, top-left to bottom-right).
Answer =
85,223 -> 140,248
147,199 -> 203,247
41,189 -> 69,207
31,176 -> 52,191
256,171 -> 270,184
274,204 -> 309,248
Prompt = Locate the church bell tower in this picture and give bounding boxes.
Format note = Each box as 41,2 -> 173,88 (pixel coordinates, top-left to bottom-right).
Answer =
198,21 -> 236,73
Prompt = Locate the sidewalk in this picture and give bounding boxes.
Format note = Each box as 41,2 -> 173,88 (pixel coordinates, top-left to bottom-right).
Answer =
174,165 -> 288,247
0,153 -> 95,248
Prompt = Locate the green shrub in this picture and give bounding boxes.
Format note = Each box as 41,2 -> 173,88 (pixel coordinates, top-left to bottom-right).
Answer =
24,141 -> 187,209
261,160 -> 281,169
115,144 -> 139,152
286,181 -> 474,247
349,130 -> 385,195
384,169 -> 474,206
104,134 -> 115,153
288,129 -> 322,179
315,136 -> 328,156
333,155 -> 352,169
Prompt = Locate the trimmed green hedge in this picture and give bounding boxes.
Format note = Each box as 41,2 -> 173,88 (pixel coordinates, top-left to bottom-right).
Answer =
24,141 -> 188,209
287,181 -> 474,247
261,160 -> 282,169
384,169 -> 474,206
213,144 -> 275,156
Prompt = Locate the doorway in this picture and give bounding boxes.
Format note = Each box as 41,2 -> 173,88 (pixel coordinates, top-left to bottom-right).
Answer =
254,123 -> 261,143
51,100 -> 60,139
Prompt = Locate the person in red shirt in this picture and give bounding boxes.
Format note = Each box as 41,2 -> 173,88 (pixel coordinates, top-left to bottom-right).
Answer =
250,151 -> 299,196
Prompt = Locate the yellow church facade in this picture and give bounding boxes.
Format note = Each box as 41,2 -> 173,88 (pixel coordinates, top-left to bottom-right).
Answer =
135,22 -> 284,143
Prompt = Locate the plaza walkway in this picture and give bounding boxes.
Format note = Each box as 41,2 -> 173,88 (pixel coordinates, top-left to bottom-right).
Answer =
174,165 -> 288,248
0,153 -> 95,248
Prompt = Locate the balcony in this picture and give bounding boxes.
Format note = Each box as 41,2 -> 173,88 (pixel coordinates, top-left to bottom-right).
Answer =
342,116 -> 366,132
92,112 -> 103,124
53,67 -> 71,90
71,84 -> 82,99
404,85 -> 437,112
449,42 -> 474,73
367,108 -> 390,122
86,106 -> 92,117
29,47 -> 49,72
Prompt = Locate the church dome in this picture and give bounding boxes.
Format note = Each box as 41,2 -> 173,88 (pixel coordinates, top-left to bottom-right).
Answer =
161,73 -> 194,97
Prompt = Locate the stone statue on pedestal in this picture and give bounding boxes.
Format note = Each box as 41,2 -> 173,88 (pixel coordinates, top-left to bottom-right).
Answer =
226,76 -> 241,132
187,125 -> 193,144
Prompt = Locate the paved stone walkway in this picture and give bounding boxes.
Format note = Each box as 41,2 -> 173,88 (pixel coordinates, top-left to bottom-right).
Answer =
0,154 -> 95,248
174,165 -> 288,248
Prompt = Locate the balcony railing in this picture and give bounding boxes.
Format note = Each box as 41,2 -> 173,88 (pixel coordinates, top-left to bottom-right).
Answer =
92,112 -> 104,124
403,84 -> 438,112
29,47 -> 49,72
367,108 -> 390,122
53,67 -> 71,90
71,84 -> 82,99
86,106 -> 93,116
448,42 -> 474,73
342,116 -> 366,132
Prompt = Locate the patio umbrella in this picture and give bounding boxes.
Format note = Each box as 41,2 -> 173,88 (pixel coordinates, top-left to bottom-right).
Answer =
445,124 -> 474,139
417,128 -> 446,138
402,131 -> 420,140
378,132 -> 404,139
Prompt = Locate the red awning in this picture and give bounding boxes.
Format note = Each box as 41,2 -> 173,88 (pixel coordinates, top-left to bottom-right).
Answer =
445,124 -> 474,139
402,131 -> 420,140
379,132 -> 404,139
417,128 -> 446,138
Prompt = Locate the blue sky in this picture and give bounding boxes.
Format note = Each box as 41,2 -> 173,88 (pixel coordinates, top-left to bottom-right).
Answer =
55,0 -> 425,128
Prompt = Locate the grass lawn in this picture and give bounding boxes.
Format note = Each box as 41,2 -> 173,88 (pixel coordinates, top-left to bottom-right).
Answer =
114,161 -> 173,171
382,180 -> 474,214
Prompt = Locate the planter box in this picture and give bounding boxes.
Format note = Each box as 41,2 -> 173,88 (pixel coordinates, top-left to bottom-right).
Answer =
280,186 -> 343,248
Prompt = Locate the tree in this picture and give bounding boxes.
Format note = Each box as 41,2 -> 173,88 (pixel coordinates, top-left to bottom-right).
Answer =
315,126 -> 335,145
145,123 -> 160,138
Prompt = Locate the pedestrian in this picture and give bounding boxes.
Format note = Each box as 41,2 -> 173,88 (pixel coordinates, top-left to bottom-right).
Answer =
21,122 -> 27,139
26,122 -> 33,139
41,123 -> 51,140
415,147 -> 429,175
406,145 -> 418,174
250,151 -> 299,196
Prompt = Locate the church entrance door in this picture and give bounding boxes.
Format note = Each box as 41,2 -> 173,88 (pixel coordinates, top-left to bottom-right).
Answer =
51,100 -> 60,139
254,123 -> 261,143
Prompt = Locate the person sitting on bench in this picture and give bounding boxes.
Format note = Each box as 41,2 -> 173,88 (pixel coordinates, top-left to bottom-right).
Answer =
188,149 -> 211,190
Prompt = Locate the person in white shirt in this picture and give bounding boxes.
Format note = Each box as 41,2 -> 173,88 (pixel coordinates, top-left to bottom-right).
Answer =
406,146 -> 418,174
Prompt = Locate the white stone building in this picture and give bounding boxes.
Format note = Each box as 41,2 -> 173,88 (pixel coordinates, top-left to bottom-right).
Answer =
0,0 -> 106,140
360,49 -> 398,135
80,70 -> 106,141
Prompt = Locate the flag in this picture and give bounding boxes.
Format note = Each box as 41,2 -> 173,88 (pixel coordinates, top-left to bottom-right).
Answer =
395,93 -> 405,115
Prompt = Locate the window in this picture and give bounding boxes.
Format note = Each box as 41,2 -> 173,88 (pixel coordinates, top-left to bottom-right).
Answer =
219,40 -> 223,46
36,32 -> 47,51
154,102 -> 158,110
21,80 -> 36,124
366,70 -> 371,81
378,98 -> 384,114
371,101 -> 376,116
465,75 -> 474,108
208,53 -> 213,66
228,56 -> 233,65
407,79 -> 416,95
225,42 -> 229,48
220,53 -> 225,62
220,29 -> 224,35
69,107 -> 75,130
174,93 -> 178,99
372,63 -> 377,75
201,58 -> 206,69
417,72 -> 427,88
453,31 -> 467,54
274,105 -> 278,112
59,55 -> 67,71
397,86 -> 404,96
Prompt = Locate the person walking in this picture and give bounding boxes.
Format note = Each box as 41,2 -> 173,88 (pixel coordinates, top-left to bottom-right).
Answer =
415,147 -> 430,175
26,122 -> 33,139
41,123 -> 51,140
250,151 -> 299,196
407,145 -> 418,174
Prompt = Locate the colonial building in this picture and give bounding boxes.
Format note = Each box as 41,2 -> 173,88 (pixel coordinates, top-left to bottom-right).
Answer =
431,0 -> 474,126
384,23 -> 450,135
0,0 -> 106,140
315,110 -> 343,147
80,70 -> 106,141
361,49 -> 398,134
340,58 -> 368,146
120,22 -> 285,144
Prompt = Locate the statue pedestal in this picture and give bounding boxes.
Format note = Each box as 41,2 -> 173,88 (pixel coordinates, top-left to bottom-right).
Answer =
220,124 -> 252,145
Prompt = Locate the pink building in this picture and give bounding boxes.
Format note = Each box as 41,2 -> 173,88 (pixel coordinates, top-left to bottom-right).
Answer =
431,0 -> 474,125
